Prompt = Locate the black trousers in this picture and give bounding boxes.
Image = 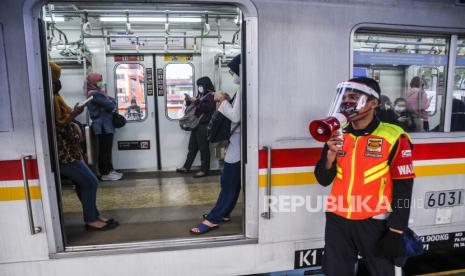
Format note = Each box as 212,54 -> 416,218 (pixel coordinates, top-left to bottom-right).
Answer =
98,133 -> 114,175
323,212 -> 395,276
183,123 -> 210,172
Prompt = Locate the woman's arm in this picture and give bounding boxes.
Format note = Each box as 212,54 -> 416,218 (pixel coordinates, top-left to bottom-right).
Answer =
218,91 -> 241,123
54,96 -> 84,124
194,93 -> 215,113
90,93 -> 116,111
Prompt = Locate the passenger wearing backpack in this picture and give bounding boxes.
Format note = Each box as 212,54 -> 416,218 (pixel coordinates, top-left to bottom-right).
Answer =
177,76 -> 216,178
190,54 -> 242,234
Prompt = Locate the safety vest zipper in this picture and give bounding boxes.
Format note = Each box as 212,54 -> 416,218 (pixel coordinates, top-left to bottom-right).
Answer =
347,136 -> 358,219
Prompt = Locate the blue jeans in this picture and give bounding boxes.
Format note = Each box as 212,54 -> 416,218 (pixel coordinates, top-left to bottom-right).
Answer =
60,159 -> 100,223
206,161 -> 241,224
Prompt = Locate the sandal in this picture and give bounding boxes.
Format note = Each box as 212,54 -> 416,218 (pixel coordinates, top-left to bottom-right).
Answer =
85,222 -> 117,231
193,171 -> 208,178
190,222 -> 219,235
202,213 -> 231,223
99,217 -> 119,226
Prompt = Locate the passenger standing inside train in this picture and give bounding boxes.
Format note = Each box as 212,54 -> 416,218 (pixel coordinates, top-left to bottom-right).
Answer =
376,95 -> 397,125
86,72 -> 123,181
50,62 -> 118,231
190,54 -> 242,234
406,76 -> 431,131
177,76 -> 216,178
315,77 -> 415,276
393,97 -> 415,132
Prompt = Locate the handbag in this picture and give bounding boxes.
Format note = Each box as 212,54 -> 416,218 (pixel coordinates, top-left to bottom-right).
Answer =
112,112 -> 127,128
394,228 -> 425,267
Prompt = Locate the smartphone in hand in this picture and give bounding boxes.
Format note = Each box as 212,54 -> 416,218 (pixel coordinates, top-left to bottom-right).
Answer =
78,96 -> 93,108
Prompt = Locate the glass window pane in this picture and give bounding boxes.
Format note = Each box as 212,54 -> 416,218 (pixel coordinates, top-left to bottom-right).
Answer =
165,63 -> 194,120
353,31 -> 449,133
115,63 -> 147,121
452,38 -> 465,132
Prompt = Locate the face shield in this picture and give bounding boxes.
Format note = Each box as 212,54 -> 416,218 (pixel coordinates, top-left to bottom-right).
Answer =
328,81 -> 379,121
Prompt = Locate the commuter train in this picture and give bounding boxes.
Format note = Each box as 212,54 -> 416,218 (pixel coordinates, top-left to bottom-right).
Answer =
1,0 -> 465,275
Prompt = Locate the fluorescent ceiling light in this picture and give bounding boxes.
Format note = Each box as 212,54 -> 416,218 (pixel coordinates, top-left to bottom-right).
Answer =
44,16 -> 65,22
99,17 -> 201,23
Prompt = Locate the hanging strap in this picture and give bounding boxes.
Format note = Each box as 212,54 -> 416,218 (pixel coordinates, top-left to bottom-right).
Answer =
230,122 -> 240,134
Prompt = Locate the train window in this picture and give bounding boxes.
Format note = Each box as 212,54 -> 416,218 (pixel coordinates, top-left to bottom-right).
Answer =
0,25 -> 12,132
115,63 -> 147,121
165,63 -> 194,120
353,31 -> 449,132
451,37 -> 465,132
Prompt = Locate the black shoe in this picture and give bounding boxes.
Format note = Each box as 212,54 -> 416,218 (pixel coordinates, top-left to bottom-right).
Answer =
85,223 -> 117,231
176,168 -> 190,173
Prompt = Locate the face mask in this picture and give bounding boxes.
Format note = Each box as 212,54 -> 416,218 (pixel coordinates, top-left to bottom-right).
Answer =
384,103 -> 391,110
233,74 -> 241,85
394,106 -> 406,113
96,81 -> 105,89
198,86 -> 204,94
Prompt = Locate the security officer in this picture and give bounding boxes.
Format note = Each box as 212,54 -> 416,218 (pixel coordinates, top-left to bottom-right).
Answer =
315,77 -> 415,276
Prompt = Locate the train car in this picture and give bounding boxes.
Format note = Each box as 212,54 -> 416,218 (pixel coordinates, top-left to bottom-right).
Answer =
1,0 -> 465,275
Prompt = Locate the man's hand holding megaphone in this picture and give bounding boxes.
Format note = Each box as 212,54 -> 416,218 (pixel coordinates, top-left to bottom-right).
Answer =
324,132 -> 343,169
309,81 -> 380,143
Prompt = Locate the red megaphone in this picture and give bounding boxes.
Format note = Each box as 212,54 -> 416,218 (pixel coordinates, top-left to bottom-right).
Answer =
309,113 -> 347,142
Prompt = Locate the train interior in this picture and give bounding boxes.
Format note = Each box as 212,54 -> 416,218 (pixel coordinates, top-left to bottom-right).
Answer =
42,3 -> 244,247
353,31 -> 465,133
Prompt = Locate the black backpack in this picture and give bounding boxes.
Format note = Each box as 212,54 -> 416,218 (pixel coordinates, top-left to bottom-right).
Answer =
179,93 -> 211,131
207,95 -> 239,143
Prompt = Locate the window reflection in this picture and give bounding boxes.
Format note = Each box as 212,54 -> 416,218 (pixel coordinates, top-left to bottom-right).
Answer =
353,31 -> 449,132
115,63 -> 147,121
452,38 -> 465,132
165,63 -> 194,120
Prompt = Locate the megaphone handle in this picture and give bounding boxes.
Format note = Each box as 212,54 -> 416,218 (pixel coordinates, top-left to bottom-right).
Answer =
336,129 -> 344,149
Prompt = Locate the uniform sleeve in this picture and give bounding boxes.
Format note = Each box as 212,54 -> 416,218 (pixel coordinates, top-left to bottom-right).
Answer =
389,134 -> 415,179
314,144 -> 336,187
387,178 -> 413,230
387,134 -> 415,230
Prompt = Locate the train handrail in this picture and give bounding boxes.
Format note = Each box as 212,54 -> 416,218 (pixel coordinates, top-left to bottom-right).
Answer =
261,146 -> 272,219
21,155 -> 42,235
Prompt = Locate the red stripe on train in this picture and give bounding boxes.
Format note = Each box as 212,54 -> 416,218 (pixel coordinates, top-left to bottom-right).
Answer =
0,159 -> 39,181
258,142 -> 465,169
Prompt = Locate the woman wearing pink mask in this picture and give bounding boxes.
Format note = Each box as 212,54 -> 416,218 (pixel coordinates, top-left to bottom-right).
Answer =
86,72 -> 123,181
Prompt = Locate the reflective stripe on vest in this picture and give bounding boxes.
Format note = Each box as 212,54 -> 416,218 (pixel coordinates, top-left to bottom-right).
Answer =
329,122 -> 408,220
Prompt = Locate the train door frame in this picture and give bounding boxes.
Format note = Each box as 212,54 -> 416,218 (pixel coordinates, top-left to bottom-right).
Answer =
23,0 -> 259,255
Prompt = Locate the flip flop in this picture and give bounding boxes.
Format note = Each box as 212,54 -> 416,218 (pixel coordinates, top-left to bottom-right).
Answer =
202,213 -> 231,223
193,171 -> 208,178
190,222 -> 219,235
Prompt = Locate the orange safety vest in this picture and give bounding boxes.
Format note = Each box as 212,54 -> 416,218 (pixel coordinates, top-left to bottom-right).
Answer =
328,122 -> 408,220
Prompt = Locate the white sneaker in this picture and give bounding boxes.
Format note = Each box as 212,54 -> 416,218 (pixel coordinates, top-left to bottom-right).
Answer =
101,173 -> 122,181
110,170 -> 123,177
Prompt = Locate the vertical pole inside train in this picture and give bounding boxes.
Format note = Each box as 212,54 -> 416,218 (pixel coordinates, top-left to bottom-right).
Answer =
152,54 -> 162,170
